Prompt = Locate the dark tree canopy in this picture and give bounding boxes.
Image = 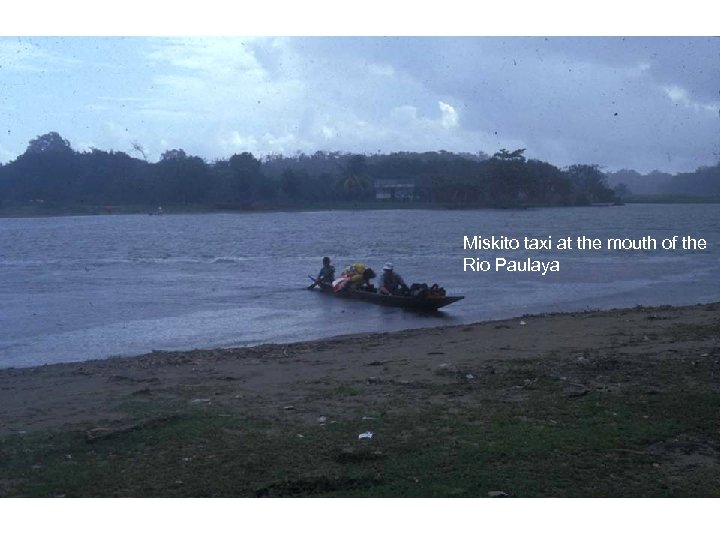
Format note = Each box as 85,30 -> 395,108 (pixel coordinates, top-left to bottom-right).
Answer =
25,132 -> 73,155
565,164 -> 615,203
160,149 -> 188,161
4,131 -> 715,211
493,148 -> 526,161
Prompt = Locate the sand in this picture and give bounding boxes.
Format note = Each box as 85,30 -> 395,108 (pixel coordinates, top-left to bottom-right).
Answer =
2,302 -> 719,436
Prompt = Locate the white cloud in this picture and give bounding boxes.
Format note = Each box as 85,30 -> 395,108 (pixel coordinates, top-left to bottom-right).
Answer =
390,105 -> 419,125
439,101 -> 459,129
368,63 -> 395,77
146,37 -> 262,76
215,130 -> 306,157
0,39 -> 79,72
663,85 -> 718,114
1,37 -> 716,172
0,144 -> 15,163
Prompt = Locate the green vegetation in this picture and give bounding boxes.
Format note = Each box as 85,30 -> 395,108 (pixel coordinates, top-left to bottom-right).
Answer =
3,391 -> 719,497
0,133 -> 622,214
3,132 -> 717,216
4,309 -> 720,497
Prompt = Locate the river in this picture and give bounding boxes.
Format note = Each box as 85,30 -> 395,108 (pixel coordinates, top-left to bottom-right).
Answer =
1,204 -> 718,368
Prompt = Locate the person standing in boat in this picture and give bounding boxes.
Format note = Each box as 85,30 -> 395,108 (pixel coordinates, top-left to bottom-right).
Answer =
316,256 -> 335,285
378,262 -> 407,295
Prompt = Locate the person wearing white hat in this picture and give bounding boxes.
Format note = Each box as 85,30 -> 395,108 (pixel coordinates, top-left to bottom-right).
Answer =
379,262 -> 407,295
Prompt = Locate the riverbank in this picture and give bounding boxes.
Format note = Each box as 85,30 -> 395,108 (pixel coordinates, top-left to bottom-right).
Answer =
624,194 -> 720,204
2,302 -> 719,496
0,199 -> 635,219
6,198 -> 720,219
0,201 -> 439,219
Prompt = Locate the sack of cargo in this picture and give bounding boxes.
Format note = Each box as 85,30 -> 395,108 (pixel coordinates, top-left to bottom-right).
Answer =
428,283 -> 446,297
409,283 -> 429,299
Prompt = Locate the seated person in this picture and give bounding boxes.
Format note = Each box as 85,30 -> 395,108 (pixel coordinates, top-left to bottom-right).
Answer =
360,267 -> 377,291
378,262 -> 407,295
316,256 -> 335,285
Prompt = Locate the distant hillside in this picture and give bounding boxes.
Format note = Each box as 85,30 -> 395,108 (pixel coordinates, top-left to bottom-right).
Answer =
608,164 -> 720,196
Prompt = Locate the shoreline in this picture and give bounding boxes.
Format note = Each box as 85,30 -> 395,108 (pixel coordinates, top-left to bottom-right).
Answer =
2,300 -> 719,496
0,301 -> 708,373
0,300 -> 712,372
0,203 -> 436,219
2,300 -> 718,423
2,199 -> 719,220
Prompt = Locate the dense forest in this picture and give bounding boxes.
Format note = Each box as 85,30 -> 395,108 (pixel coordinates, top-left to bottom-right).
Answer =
5,131 -> 712,213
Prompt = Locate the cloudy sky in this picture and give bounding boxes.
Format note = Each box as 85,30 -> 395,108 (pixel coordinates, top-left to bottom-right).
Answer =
0,36 -> 717,173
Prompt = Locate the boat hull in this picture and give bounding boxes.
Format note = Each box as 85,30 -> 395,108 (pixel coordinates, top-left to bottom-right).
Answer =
312,283 -> 463,310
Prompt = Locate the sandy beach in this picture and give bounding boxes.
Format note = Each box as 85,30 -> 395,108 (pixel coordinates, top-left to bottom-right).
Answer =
2,302 -> 719,496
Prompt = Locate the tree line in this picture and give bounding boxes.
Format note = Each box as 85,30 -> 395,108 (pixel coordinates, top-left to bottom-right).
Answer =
0,131 -> 621,211
607,165 -> 720,197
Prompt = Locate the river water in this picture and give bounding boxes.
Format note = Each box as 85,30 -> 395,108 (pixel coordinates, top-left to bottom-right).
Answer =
1,204 -> 718,368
